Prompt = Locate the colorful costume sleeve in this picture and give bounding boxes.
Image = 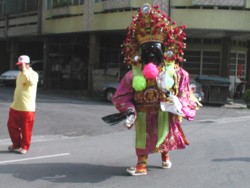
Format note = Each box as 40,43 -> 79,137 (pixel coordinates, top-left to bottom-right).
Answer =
112,70 -> 136,114
177,67 -> 198,121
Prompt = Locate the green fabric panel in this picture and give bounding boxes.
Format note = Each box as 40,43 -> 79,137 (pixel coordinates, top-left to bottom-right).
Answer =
163,62 -> 175,77
132,65 -> 142,76
135,112 -> 147,149
156,111 -> 169,147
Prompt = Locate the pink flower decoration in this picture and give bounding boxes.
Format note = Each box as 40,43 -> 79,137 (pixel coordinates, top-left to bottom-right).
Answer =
143,63 -> 159,79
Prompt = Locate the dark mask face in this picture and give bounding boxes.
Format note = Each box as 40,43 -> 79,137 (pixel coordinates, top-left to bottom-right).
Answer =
141,42 -> 164,65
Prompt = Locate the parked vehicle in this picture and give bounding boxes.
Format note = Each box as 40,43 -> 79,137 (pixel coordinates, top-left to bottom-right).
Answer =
95,82 -> 119,102
0,60 -> 43,87
0,70 -> 19,86
97,78 -> 204,102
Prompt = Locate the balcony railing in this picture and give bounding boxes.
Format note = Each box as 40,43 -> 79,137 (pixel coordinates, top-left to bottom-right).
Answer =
192,0 -> 244,7
47,0 -> 84,9
102,0 -> 131,10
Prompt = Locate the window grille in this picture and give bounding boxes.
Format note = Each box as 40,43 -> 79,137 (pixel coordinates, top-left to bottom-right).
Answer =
229,52 -> 246,78
184,50 -> 221,76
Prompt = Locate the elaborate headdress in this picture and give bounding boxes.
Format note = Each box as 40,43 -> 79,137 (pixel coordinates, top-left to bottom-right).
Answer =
122,3 -> 187,66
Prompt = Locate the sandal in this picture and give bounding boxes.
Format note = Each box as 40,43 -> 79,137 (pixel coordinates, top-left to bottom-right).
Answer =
126,167 -> 147,176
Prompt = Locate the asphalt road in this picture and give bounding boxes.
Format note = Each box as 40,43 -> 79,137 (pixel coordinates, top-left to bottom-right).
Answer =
0,86 -> 250,188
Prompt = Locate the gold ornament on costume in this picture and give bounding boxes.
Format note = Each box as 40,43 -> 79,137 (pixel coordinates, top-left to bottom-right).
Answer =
121,3 -> 187,66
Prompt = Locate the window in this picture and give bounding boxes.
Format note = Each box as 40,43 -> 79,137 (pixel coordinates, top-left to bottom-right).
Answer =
5,0 -> 38,14
183,50 -> 221,76
183,50 -> 201,75
203,39 -> 212,45
72,0 -> 84,5
213,39 -> 222,45
202,51 -> 220,75
229,52 -> 247,78
0,0 -> 4,16
48,0 -> 84,9
193,38 -> 202,44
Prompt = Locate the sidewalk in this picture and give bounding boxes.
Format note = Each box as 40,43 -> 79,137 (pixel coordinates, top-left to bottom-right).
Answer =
224,98 -> 247,109
37,88 -> 249,109
36,88 -> 102,102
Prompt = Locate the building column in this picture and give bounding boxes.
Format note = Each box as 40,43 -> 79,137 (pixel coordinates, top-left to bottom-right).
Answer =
247,41 -> 250,83
0,41 -> 9,72
10,40 -> 19,69
221,37 -> 231,77
43,37 -> 50,89
88,32 -> 100,93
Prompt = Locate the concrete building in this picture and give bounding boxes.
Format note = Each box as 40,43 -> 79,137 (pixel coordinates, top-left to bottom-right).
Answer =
0,0 -> 249,97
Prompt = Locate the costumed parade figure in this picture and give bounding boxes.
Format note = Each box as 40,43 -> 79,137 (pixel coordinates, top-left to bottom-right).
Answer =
104,3 -> 201,176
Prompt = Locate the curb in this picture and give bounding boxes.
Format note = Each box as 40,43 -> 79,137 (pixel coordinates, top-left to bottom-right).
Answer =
224,102 -> 247,109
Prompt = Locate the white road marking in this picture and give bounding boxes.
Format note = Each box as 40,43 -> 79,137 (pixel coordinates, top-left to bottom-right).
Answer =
0,153 -> 70,165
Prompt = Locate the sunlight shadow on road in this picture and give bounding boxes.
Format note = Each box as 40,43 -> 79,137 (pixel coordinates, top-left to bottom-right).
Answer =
212,157 -> 250,163
0,163 -> 128,183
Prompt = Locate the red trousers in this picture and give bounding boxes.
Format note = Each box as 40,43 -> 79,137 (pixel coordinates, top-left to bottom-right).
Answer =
7,108 -> 35,150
